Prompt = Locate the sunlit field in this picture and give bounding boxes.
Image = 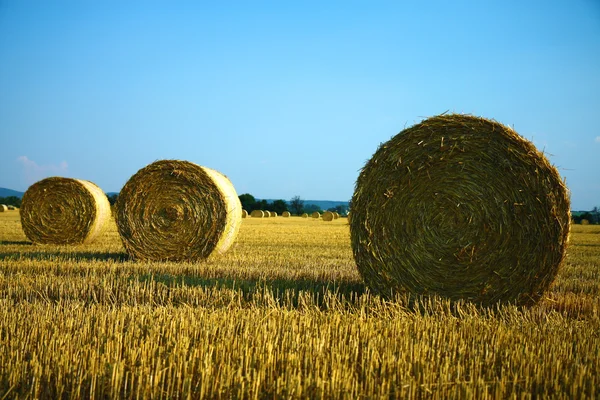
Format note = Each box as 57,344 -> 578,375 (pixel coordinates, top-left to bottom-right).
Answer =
0,211 -> 598,399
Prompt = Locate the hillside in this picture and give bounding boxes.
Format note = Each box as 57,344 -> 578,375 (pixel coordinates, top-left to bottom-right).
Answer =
0,188 -> 24,198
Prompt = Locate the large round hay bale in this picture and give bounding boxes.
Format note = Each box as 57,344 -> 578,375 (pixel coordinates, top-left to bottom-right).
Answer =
311,211 -> 320,219
333,212 -> 340,219
264,210 -> 271,218
0,204 -> 7,212
350,114 -> 571,306
322,211 -> 334,221
251,210 -> 264,218
115,160 -> 242,262
301,213 -> 308,218
242,209 -> 248,218
282,211 -> 291,217
581,219 -> 590,225
20,177 -> 111,245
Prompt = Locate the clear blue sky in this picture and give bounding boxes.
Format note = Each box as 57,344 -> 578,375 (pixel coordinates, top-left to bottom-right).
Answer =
1,1 -> 598,209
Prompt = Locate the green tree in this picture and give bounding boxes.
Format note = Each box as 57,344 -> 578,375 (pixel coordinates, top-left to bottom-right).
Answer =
271,199 -> 288,214
304,204 -> 322,214
106,194 -> 118,206
0,196 -> 21,207
238,193 -> 256,211
289,196 -> 304,215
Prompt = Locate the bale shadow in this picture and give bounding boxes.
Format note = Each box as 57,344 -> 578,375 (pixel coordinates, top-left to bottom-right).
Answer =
0,240 -> 33,245
0,251 -> 129,262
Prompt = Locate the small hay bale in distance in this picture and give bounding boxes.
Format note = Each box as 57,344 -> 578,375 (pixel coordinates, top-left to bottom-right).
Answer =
333,212 -> 340,219
242,209 -> 248,218
264,210 -> 271,218
115,160 -> 242,262
282,211 -> 291,217
322,211 -> 334,221
301,213 -> 309,218
20,177 -> 111,245
350,114 -> 571,307
311,211 -> 320,219
581,219 -> 590,225
0,204 -> 7,212
251,210 -> 264,218
7,205 -> 16,210
270,211 -> 278,217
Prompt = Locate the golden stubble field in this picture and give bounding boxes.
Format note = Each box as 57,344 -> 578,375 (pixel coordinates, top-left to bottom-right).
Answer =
0,211 -> 599,399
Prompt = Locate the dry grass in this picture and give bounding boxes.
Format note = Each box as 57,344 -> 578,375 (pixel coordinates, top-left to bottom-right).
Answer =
0,212 -> 598,399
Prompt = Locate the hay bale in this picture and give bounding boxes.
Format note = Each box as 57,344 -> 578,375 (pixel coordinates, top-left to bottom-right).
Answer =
7,205 -> 16,210
311,211 -> 320,219
350,114 -> 571,306
333,212 -> 340,219
581,219 -> 590,225
242,209 -> 248,218
115,160 -> 242,262
264,210 -> 271,218
0,204 -> 7,212
301,213 -> 308,218
270,211 -> 278,217
322,211 -> 334,221
282,211 -> 291,217
20,177 -> 111,245
251,210 -> 264,218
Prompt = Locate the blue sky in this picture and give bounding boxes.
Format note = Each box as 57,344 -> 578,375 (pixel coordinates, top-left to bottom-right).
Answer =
0,1 -> 598,209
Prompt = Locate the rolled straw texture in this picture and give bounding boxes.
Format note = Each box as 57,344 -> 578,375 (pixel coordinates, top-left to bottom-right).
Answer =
301,213 -> 308,218
251,210 -> 264,218
115,160 -> 242,262
242,209 -> 248,218
20,177 -> 111,245
322,211 -> 334,221
311,212 -> 320,219
333,212 -> 340,219
282,211 -> 291,217
350,114 -> 571,306
270,211 -> 277,217
264,211 -> 271,218
0,205 -> 7,212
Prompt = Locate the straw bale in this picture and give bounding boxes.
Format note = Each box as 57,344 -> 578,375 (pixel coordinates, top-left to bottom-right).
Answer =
322,211 -> 334,221
7,205 -> 16,210
264,210 -> 271,218
242,209 -> 248,218
0,205 -> 7,212
350,114 -> 571,306
311,212 -> 320,219
333,212 -> 340,219
581,219 -> 590,225
251,210 -> 265,218
115,160 -> 242,262
282,211 -> 291,217
301,213 -> 308,218
20,177 -> 111,245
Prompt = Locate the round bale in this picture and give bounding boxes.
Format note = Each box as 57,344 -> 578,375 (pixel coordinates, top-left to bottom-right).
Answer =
251,210 -> 264,218
242,209 -> 248,218
0,204 -> 7,212
311,211 -> 320,219
322,211 -> 335,221
350,114 -> 571,306
264,210 -> 271,218
270,211 -> 278,217
20,177 -> 111,245
301,213 -> 309,218
115,160 -> 242,262
282,211 -> 291,217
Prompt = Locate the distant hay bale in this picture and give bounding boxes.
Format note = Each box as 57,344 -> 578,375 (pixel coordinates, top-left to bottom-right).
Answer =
333,212 -> 340,219
7,205 -> 16,210
251,210 -> 265,218
301,213 -> 308,218
242,209 -> 248,218
0,205 -> 7,212
282,211 -> 291,217
264,210 -> 271,218
311,212 -> 320,219
322,211 -> 334,221
115,160 -> 242,262
350,114 -> 571,306
347,212 -> 351,223
20,177 -> 111,245
270,211 -> 278,217
581,219 -> 590,225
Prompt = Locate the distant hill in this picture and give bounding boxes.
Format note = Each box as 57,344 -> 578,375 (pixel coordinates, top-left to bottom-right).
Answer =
0,187 -> 24,198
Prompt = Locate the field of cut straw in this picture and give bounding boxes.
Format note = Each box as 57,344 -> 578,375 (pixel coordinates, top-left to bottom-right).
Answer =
0,212 -> 599,399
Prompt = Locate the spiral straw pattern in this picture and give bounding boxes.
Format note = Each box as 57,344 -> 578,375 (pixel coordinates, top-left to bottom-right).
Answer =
20,177 -> 111,245
115,160 -> 242,262
350,114 -> 571,306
